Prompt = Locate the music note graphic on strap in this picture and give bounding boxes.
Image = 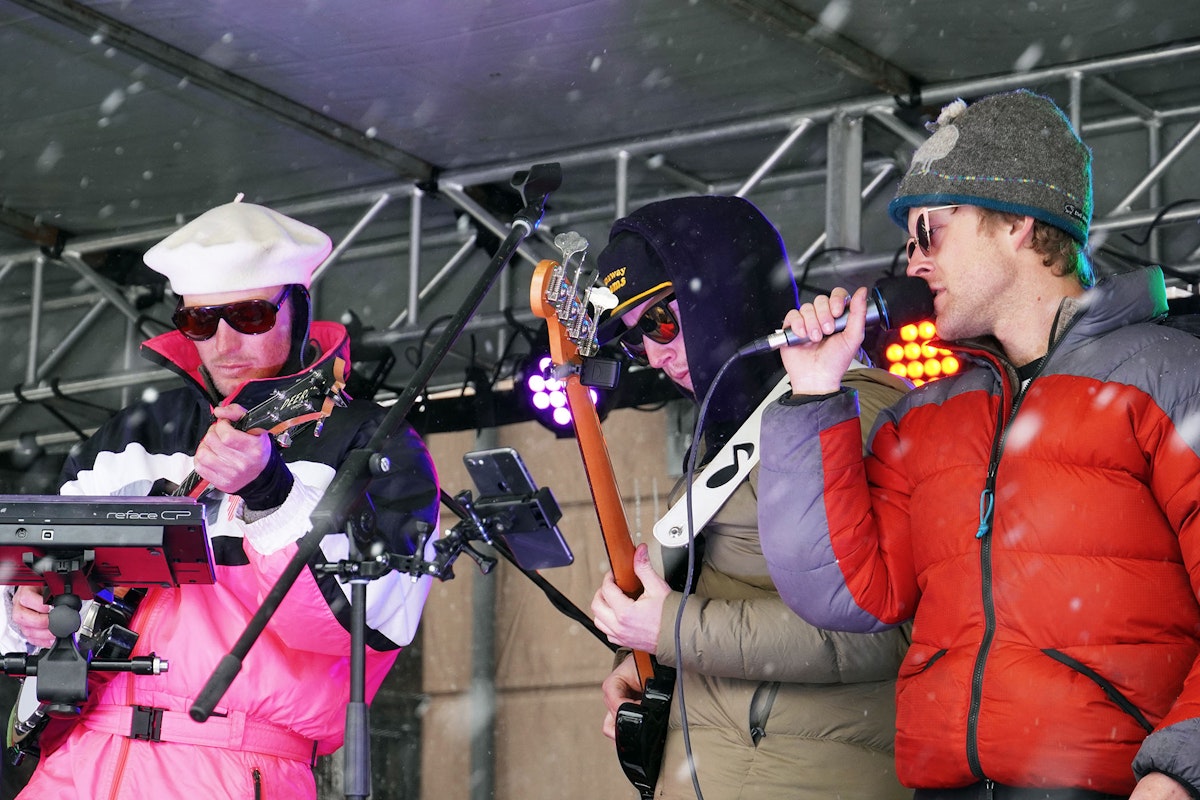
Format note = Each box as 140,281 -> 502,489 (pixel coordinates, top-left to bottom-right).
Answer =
705,442 -> 755,489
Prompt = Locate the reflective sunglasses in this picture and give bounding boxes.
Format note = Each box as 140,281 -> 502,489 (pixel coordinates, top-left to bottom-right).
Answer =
172,286 -> 292,341
905,204 -> 962,259
617,294 -> 680,362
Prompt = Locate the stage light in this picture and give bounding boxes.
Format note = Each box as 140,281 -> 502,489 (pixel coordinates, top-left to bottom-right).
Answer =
520,354 -> 606,437
881,321 -> 960,387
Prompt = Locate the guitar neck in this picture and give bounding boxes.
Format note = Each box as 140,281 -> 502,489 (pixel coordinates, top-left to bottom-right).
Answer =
172,366 -> 343,500
565,376 -> 657,685
532,259 -> 657,687
531,250 -> 671,797
564,378 -> 637,591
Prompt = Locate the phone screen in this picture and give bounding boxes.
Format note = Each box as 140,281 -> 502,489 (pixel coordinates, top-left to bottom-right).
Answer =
462,448 -> 574,570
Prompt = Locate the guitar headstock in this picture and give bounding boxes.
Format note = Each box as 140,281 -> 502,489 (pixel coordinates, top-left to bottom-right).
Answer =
239,365 -> 349,446
531,232 -> 618,359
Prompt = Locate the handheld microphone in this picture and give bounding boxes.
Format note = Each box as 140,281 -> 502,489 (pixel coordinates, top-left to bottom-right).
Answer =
737,276 -> 935,357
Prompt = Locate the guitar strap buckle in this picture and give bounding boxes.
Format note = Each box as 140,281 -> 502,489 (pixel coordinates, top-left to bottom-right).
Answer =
129,705 -> 165,742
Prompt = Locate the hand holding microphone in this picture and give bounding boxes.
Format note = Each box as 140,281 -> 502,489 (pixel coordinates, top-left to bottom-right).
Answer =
737,276 -> 935,357
738,276 -> 935,396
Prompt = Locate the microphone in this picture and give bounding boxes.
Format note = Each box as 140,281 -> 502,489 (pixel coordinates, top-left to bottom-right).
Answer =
737,276 -> 935,357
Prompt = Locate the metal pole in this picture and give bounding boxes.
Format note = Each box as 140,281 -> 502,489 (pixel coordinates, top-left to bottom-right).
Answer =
469,425 -> 498,800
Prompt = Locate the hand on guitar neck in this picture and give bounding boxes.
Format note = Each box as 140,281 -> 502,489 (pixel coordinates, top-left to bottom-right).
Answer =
593,543 -> 672,742
167,364 -> 347,502
192,403 -> 279,496
591,543 -> 670,655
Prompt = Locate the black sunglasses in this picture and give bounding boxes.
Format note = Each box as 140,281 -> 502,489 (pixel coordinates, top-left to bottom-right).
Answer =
905,204 -> 962,260
173,286 -> 292,341
616,294 -> 679,363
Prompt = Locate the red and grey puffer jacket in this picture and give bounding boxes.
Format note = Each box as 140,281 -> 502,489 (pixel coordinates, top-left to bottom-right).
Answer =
10,322 -> 440,800
757,267 -> 1200,795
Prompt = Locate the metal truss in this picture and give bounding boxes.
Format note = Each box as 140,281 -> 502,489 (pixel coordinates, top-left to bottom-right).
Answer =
4,40 -> 1200,453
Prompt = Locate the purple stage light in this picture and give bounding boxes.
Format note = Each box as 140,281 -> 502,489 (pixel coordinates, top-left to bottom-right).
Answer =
522,354 -> 604,433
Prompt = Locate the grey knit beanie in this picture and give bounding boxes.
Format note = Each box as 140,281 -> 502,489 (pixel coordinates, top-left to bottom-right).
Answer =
888,90 -> 1093,244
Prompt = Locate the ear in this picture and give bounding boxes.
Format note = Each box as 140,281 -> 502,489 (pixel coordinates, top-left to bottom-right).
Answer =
1009,215 -> 1037,252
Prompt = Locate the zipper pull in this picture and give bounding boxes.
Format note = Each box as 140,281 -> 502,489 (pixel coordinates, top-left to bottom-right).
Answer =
985,778 -> 995,800
976,488 -> 994,539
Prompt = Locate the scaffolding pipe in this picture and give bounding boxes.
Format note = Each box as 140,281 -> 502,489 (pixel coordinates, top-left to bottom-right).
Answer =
736,118 -> 814,198
388,233 -> 480,330
311,192 -> 394,288
25,256 -> 44,387
408,186 -> 424,327
1108,117 -> 1200,215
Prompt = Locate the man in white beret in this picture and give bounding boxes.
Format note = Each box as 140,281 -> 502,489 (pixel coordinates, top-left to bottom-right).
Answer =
4,198 -> 441,799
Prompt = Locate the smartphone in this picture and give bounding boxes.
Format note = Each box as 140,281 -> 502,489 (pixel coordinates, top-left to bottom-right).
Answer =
462,448 -> 574,570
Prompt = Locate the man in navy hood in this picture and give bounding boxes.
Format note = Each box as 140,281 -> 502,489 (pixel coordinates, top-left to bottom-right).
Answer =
590,195 -> 911,800
597,195 -> 799,453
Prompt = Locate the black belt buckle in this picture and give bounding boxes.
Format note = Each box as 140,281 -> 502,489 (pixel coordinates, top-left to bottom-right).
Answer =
130,705 -> 165,742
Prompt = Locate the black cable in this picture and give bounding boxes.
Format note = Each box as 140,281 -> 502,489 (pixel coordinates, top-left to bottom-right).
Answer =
624,399 -> 672,413
489,307 -> 540,389
460,333 -> 478,397
1095,244 -> 1198,284
437,488 -> 614,649
490,535 -> 616,651
1121,199 -> 1200,246
795,246 -> 863,299
404,313 -> 456,370
12,383 -> 88,441
671,351 -> 746,800
48,378 -> 117,416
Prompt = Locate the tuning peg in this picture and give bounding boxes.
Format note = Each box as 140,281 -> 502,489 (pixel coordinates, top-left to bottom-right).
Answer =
588,286 -> 618,313
553,231 -> 589,266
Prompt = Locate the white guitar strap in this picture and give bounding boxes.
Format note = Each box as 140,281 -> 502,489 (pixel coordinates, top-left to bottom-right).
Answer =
653,361 -> 866,548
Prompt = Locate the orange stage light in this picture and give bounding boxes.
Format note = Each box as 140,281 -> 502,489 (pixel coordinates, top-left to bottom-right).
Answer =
881,319 -> 956,387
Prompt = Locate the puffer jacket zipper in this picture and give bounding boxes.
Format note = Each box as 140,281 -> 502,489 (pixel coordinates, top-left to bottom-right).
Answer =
963,309 -> 1078,780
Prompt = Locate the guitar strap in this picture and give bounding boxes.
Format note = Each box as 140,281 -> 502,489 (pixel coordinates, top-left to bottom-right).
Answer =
653,361 -> 868,548
263,356 -> 349,438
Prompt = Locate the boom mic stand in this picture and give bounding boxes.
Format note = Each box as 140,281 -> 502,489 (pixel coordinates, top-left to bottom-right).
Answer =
188,163 -> 563,800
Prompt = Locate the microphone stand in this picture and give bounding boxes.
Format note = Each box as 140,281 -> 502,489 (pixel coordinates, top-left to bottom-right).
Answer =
188,163 -> 563,800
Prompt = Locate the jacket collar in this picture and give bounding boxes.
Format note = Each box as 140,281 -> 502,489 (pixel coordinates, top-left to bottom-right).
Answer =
140,320 -> 352,407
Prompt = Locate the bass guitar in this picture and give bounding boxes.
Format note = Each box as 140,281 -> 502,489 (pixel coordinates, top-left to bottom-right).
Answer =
529,232 -> 674,799
5,361 -> 349,766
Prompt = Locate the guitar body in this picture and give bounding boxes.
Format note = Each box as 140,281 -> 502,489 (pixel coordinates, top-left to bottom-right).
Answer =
615,669 -> 675,797
530,253 -> 674,797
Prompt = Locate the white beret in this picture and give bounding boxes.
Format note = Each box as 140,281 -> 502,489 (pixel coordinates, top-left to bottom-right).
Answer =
143,199 -> 333,295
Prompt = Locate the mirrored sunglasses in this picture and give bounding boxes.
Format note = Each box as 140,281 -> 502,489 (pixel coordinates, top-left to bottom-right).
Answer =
617,294 -> 679,363
172,286 -> 292,341
905,204 -> 962,260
